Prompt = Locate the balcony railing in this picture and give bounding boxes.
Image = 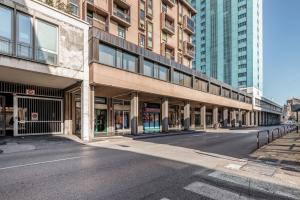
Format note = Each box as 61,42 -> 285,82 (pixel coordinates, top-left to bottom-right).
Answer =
184,15 -> 195,34
165,22 -> 175,33
113,8 -> 130,23
87,17 -> 108,31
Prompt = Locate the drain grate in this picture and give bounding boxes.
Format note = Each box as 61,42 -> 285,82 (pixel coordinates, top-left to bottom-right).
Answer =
118,144 -> 130,148
0,141 -> 6,145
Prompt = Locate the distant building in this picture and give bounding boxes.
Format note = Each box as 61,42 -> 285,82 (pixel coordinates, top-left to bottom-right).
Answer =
285,98 -> 300,121
191,0 -> 263,97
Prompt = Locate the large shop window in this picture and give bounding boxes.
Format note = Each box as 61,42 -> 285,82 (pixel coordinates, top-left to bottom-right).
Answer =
36,19 -> 58,65
0,6 -> 12,54
17,13 -> 33,59
99,43 -> 138,73
143,59 -> 169,81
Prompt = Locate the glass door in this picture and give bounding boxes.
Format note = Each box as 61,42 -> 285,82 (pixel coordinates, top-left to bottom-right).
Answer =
95,109 -> 107,135
0,96 -> 5,136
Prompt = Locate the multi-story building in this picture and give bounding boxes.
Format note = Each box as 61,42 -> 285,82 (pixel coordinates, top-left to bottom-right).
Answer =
0,0 -> 282,142
191,0 -> 263,97
285,98 -> 300,122
0,0 -> 90,140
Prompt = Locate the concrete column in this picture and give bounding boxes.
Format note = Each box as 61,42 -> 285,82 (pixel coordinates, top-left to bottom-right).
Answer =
191,108 -> 195,129
184,101 -> 190,130
258,111 -> 262,126
130,92 -> 139,135
90,85 -> 95,139
250,111 -> 254,126
161,97 -> 169,132
200,105 -> 206,130
81,80 -> 90,142
223,108 -> 229,128
255,111 -> 259,126
231,110 -> 237,127
213,106 -> 219,128
246,111 -> 250,126
238,109 -> 242,127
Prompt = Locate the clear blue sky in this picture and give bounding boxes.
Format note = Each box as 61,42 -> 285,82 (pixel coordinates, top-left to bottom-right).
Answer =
264,0 -> 300,106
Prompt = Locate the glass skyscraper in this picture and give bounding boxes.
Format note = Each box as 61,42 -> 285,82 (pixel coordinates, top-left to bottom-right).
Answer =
191,0 -> 263,96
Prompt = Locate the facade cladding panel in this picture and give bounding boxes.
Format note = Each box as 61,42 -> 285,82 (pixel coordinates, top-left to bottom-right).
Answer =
191,0 -> 263,95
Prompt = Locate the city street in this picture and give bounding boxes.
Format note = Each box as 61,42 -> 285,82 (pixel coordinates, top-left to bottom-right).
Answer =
1,127 -> 300,200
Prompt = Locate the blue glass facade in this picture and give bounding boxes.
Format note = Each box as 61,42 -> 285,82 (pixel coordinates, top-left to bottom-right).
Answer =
191,0 -> 263,95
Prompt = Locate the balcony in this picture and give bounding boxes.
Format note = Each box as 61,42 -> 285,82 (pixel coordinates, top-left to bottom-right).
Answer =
110,1 -> 131,27
85,0 -> 109,15
87,17 -> 108,31
161,42 -> 175,60
162,0 -> 175,7
183,41 -> 195,59
178,0 -> 197,15
161,12 -> 175,35
183,15 -> 195,35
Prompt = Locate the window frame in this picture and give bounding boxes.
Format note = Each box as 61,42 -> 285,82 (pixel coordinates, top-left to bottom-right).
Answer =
35,18 -> 59,65
16,11 -> 33,59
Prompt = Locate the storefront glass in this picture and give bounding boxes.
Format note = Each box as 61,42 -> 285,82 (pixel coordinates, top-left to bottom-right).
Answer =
143,103 -> 160,133
94,97 -> 108,136
113,99 -> 130,133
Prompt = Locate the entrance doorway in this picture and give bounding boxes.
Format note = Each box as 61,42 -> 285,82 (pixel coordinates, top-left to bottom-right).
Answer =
0,96 -> 5,136
95,109 -> 107,134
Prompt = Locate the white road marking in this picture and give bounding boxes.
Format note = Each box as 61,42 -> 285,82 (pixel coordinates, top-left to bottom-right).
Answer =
160,198 -> 170,200
208,171 -> 300,199
184,181 -> 253,200
0,156 -> 84,171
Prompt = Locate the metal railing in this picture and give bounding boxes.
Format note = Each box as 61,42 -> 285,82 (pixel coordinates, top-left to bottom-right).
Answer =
113,8 -> 130,23
256,124 -> 298,149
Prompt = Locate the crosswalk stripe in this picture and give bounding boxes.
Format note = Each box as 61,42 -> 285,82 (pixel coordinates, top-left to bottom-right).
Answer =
184,181 -> 254,200
208,171 -> 299,199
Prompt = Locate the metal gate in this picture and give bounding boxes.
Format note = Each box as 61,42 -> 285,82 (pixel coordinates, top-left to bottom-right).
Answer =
0,96 -> 5,136
14,96 -> 63,136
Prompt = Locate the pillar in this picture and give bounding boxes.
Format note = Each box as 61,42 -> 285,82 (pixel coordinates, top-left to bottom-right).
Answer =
81,80 -> 90,142
255,111 -> 259,126
184,101 -> 190,130
231,110 -> 236,127
213,106 -> 219,128
246,111 -> 250,126
250,111 -> 254,126
200,105 -> 206,130
223,108 -> 229,128
130,92 -> 138,135
161,97 -> 169,132
238,109 -> 242,127
90,85 -> 95,139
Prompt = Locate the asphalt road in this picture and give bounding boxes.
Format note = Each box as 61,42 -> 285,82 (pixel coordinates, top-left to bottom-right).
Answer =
0,127 -> 298,200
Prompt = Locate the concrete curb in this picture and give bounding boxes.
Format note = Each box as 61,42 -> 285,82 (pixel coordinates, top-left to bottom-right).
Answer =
132,131 -> 205,140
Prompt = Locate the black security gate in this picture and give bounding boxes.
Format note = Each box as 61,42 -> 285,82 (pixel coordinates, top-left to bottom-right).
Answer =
14,96 -> 63,136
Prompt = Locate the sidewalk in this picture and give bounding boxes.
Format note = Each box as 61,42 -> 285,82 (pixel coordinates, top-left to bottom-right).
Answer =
251,131 -> 300,173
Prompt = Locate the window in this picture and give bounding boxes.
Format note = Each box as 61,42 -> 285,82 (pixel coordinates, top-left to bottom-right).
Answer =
143,60 -> 169,81
69,0 -> 79,16
161,3 -> 167,13
99,44 -> 138,72
146,21 -> 153,49
173,71 -> 191,87
99,43 -> 116,66
17,13 -> 32,59
35,19 -> 58,65
0,6 -> 12,54
143,60 -> 154,77
118,25 -> 126,39
159,65 -> 168,81
162,32 -> 168,42
139,0 -> 145,29
139,34 -> 145,48
146,0 -> 153,17
123,52 -> 137,72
